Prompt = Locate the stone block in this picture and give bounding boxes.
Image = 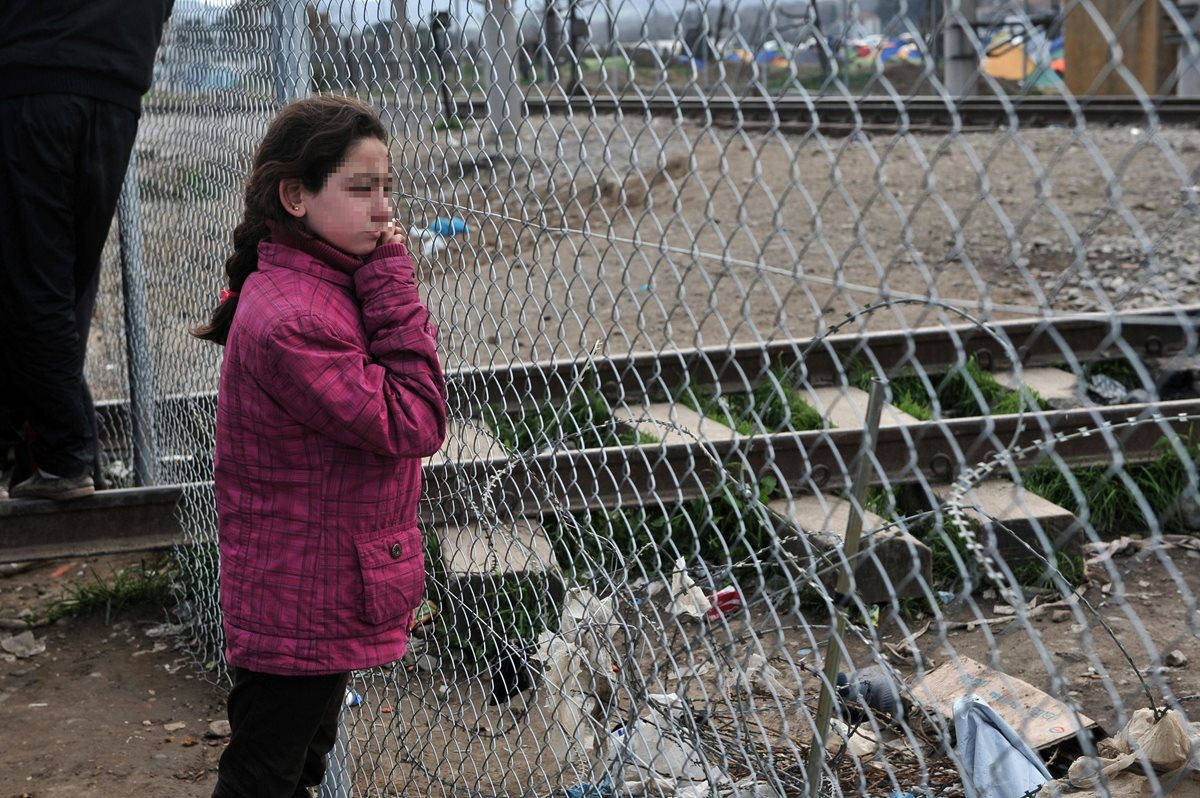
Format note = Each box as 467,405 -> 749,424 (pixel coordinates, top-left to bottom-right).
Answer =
994,367 -> 1081,408
613,402 -> 739,445
434,518 -> 564,655
768,495 -> 932,605
806,386 -> 923,429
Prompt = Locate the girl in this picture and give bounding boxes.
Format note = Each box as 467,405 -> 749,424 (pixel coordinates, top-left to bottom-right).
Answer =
194,95 -> 447,797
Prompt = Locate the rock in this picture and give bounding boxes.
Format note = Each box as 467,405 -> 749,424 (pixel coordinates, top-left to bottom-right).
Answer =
1123,388 -> 1152,404
207,720 -> 232,738
1165,649 -> 1187,668
163,721 -> 187,732
1051,609 -> 1072,624
1177,493 -> 1200,531
0,630 -> 45,658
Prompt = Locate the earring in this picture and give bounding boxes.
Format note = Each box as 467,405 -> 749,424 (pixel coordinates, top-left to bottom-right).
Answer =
292,204 -> 300,210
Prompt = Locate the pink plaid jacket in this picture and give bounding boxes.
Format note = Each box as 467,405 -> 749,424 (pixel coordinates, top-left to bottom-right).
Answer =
214,228 -> 447,675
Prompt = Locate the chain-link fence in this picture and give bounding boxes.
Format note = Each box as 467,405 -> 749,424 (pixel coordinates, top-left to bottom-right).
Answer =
82,0 -> 1200,794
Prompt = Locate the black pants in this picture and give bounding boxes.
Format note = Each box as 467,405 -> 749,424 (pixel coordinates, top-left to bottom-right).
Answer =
213,667 -> 350,798
0,94 -> 137,481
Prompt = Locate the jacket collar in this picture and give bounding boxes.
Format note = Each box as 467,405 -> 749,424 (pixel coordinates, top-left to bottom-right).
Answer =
258,220 -> 365,288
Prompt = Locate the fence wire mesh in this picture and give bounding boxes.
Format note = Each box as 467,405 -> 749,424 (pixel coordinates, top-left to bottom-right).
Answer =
80,0 -> 1200,794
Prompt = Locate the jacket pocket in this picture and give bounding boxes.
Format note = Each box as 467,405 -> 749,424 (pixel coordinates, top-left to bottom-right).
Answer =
353,525 -> 425,626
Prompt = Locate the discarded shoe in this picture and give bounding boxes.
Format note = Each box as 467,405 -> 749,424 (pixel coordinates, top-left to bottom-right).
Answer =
488,638 -> 534,705
836,665 -> 906,723
9,471 -> 95,501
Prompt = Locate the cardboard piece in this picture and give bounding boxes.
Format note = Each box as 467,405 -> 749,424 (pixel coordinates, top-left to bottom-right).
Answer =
911,656 -> 1097,750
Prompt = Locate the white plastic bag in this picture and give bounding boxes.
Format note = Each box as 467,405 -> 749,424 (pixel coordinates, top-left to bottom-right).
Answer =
954,695 -> 1052,798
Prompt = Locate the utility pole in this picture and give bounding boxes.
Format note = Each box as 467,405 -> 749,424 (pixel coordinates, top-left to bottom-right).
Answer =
431,11 -> 456,122
390,0 -> 413,136
481,0 -> 520,153
568,0 -> 583,96
942,0 -> 979,95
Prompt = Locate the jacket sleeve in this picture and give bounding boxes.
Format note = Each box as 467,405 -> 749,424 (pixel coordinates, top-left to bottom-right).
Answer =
264,244 -> 447,458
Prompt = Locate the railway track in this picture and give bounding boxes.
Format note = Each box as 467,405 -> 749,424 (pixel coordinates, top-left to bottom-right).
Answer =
143,94 -> 1200,131
2,306 -> 1198,563
472,94 -> 1200,130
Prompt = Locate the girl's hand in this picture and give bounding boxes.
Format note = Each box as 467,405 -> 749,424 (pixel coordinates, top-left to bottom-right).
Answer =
379,220 -> 406,247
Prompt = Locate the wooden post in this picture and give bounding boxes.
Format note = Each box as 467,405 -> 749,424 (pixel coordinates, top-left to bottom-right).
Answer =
1064,0 -> 1175,95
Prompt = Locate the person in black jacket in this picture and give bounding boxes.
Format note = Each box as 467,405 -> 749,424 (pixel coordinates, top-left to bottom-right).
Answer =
0,0 -> 174,500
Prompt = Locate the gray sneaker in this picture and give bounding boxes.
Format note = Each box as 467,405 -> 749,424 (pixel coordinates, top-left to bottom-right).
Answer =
9,471 -> 95,501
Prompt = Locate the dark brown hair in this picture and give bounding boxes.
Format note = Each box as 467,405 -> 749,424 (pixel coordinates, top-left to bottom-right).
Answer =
192,94 -> 387,345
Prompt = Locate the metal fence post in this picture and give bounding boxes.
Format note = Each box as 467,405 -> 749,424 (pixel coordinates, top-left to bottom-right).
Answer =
116,149 -> 159,488
481,0 -> 520,154
319,693 -> 353,798
272,0 -> 311,107
804,378 -> 887,798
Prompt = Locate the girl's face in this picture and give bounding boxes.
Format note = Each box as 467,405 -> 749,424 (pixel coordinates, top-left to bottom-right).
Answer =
293,137 -> 392,257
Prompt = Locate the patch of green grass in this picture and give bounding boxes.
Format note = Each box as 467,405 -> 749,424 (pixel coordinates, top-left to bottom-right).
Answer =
863,486 -> 897,517
485,375 -> 638,453
1083,359 -> 1143,390
1011,550 -> 1086,590
431,571 -> 557,664
544,474 -> 779,585
682,365 -> 826,434
989,387 -> 1047,415
852,357 -> 1047,419
920,520 -> 980,589
432,115 -> 465,131
422,523 -> 446,608
916,511 -> 1090,595
46,558 -> 175,624
1022,438 -> 1198,536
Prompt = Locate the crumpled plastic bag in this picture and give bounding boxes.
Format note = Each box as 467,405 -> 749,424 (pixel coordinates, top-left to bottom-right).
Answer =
1039,770 -> 1181,798
1118,709 -> 1198,772
954,694 -> 1052,798
608,693 -> 714,784
0,630 -> 45,658
1066,708 -> 1200,790
536,589 -> 618,780
731,652 -> 796,702
669,559 -> 712,618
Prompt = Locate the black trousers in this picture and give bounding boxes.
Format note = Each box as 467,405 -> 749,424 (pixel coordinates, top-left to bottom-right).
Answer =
213,667 -> 351,798
0,94 -> 137,481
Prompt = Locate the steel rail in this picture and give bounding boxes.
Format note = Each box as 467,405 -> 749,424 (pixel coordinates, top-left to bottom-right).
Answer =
142,95 -> 1200,130
426,397 -> 1200,521
477,94 -> 1200,129
11,398 -> 1196,562
15,308 -> 1199,560
93,306 -> 1200,445
447,305 -> 1200,411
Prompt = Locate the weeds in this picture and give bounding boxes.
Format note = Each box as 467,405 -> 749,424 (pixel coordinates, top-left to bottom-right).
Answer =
432,115 -> 466,131
46,558 -> 175,625
1022,438 -> 1198,536
1084,358 -> 1143,389
852,356 -> 1046,418
484,374 -> 645,453
544,474 -> 780,586
682,365 -> 826,434
1011,550 -> 1086,590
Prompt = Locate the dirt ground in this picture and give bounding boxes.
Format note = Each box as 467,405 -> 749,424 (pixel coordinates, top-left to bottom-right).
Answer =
27,103 -> 1195,795
2,538 -> 1197,797
0,554 -> 223,798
